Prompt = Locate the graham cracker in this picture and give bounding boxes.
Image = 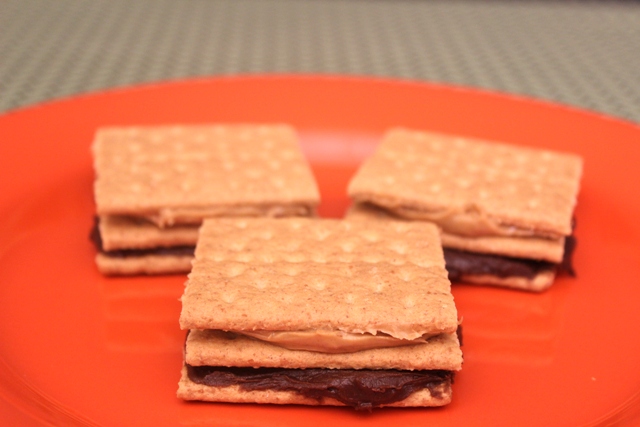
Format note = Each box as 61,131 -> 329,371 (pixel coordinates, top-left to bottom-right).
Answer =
456,270 -> 556,292
193,217 -> 446,270
180,218 -> 457,340
347,203 -> 565,262
93,124 -> 320,227
98,215 -> 199,251
185,330 -> 463,371
177,366 -> 453,407
440,232 -> 564,263
95,253 -> 193,275
348,128 -> 583,239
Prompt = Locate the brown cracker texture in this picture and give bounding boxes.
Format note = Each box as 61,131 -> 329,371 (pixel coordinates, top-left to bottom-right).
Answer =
185,330 -> 463,371
180,218 -> 457,339
95,253 -> 193,275
348,128 -> 583,237
347,203 -> 565,262
456,270 -> 556,292
98,215 -> 200,251
92,124 -> 320,225
193,216 -> 446,268
440,231 -> 564,263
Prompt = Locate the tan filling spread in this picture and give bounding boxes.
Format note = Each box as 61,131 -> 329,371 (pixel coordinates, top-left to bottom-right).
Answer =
144,204 -> 316,227
235,330 -> 432,353
388,205 -> 562,239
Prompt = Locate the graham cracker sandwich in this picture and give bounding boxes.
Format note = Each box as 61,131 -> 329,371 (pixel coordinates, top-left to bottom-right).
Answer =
347,128 -> 583,292
91,124 -> 320,275
178,218 -> 463,410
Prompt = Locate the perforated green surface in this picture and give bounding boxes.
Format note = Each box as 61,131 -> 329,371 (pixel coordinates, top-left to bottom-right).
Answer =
2,0 -> 639,122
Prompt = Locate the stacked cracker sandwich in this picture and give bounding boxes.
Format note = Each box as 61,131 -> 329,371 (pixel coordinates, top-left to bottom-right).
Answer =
91,124 -> 320,275
178,218 -> 463,409
348,128 -> 583,292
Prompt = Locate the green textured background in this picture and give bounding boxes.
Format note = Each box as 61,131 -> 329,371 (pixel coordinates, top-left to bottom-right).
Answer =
2,0 -> 639,123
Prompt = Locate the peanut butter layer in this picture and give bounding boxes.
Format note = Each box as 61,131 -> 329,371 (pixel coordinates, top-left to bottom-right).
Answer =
185,329 -> 463,371
92,124 -> 320,227
348,128 -> 583,239
236,330 -> 431,353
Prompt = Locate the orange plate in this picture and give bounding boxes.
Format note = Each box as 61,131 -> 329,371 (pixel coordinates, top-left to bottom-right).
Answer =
1,75 -> 640,427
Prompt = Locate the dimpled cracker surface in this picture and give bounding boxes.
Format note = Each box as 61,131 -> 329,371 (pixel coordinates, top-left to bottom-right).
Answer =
193,217 -> 446,268
180,218 -> 457,340
348,128 -> 583,237
92,124 -> 319,224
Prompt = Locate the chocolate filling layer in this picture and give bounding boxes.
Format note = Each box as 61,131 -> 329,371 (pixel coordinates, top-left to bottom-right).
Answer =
444,233 -> 576,282
186,364 -> 453,410
444,248 -> 553,280
559,233 -> 577,276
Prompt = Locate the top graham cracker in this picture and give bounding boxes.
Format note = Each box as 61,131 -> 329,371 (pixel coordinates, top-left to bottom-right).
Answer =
92,124 -> 320,226
348,128 -> 583,237
180,218 -> 457,340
